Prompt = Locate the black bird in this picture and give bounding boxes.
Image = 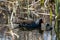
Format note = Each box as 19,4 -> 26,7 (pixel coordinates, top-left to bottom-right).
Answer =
14,19 -> 44,34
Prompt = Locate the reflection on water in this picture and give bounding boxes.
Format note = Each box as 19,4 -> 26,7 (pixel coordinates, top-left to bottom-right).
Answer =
0,34 -> 12,40
43,31 -> 56,40
0,31 -> 56,40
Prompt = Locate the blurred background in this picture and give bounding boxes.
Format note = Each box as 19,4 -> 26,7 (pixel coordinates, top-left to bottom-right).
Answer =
0,0 -> 60,40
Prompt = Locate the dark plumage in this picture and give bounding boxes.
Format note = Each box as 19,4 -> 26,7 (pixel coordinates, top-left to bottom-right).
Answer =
14,19 -> 44,33
46,23 -> 53,31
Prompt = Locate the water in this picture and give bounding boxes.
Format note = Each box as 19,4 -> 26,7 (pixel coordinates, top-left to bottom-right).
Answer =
43,31 -> 56,40
0,30 -> 56,40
